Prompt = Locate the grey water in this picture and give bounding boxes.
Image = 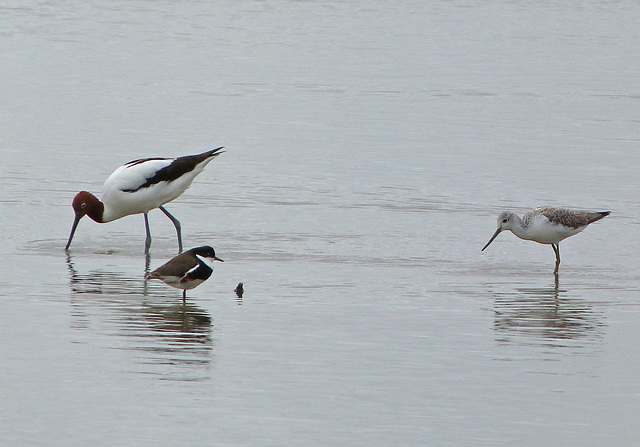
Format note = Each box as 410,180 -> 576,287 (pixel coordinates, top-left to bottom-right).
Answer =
1,1 -> 640,446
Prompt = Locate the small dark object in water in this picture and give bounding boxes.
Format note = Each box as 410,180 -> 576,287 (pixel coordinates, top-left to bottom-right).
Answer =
235,282 -> 244,298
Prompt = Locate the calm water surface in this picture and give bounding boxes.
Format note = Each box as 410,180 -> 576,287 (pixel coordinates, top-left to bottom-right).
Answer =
1,1 -> 640,446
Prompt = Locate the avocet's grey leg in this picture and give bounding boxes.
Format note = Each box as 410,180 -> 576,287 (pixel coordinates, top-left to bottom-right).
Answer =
159,206 -> 182,253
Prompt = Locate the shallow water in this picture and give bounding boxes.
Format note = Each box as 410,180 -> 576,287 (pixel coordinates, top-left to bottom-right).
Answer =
2,1 -> 640,446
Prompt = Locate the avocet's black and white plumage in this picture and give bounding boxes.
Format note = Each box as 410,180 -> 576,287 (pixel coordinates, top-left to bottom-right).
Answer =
147,246 -> 223,304
482,206 -> 610,274
65,147 -> 224,253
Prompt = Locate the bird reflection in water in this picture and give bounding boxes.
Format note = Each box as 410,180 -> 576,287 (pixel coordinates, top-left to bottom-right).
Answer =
493,274 -> 605,346
66,252 -> 213,380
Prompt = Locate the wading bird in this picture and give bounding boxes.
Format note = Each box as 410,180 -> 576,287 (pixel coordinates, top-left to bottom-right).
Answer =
65,147 -> 224,253
482,207 -> 610,274
147,245 -> 223,304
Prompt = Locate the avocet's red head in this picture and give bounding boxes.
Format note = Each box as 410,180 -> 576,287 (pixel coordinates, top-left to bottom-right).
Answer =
65,191 -> 104,251
71,191 -> 103,217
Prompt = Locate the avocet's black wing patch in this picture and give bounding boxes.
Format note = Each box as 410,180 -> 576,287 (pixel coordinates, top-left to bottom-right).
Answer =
124,157 -> 170,167
121,148 -> 223,193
